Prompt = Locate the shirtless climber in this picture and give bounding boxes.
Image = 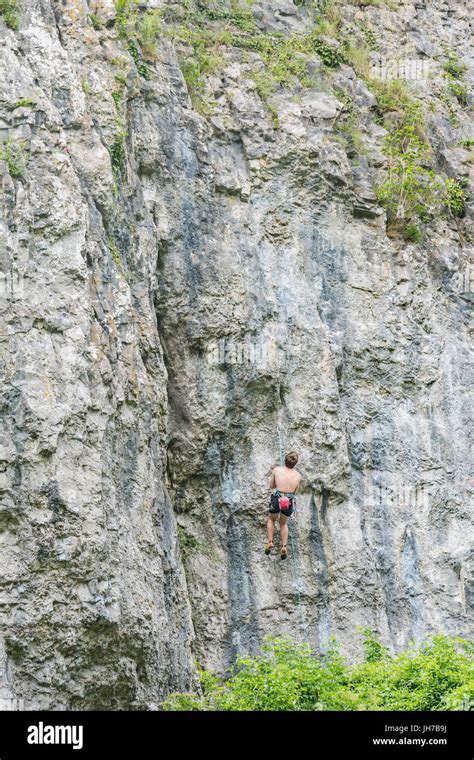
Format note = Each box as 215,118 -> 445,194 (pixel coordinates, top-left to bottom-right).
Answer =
265,452 -> 301,560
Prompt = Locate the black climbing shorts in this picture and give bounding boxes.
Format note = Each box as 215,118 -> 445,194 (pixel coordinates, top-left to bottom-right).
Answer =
269,492 -> 294,517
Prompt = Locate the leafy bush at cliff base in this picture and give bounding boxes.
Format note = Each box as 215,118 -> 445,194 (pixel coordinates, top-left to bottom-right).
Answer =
162,630 -> 473,711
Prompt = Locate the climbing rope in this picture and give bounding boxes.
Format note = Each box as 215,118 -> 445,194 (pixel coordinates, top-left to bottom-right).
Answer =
277,422 -> 284,467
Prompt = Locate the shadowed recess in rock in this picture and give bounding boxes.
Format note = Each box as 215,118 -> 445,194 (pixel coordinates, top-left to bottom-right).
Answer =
225,513 -> 261,667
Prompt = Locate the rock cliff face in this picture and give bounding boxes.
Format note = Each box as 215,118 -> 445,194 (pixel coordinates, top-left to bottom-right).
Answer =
0,0 -> 472,708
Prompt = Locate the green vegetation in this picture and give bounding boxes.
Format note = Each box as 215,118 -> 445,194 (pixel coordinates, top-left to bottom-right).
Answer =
438,89 -> 460,127
113,0 -> 164,79
89,12 -> 103,30
115,0 -> 136,34
108,237 -> 122,267
344,44 -> 371,78
161,1 -> 349,112
107,237 -> 131,281
109,117 -> 128,185
443,177 -> 468,217
114,71 -> 128,87
163,631 -> 473,711
440,48 -> 468,110
442,48 -> 468,80
355,22 -> 379,52
13,97 -> 34,108
110,1 -> 377,114
312,38 -> 346,69
372,88 -> 442,228
110,70 -> 127,164
108,13 -> 135,191
331,88 -> 367,154
346,124 -> 366,154
365,79 -> 468,232
107,1 -> 467,232
110,54 -> 129,67
249,70 -> 280,128
448,80 -> 468,107
403,223 -> 423,243
0,0 -> 19,30
137,6 -> 163,57
115,0 -> 163,62
0,136 -> 27,178
115,1 -> 350,112
370,77 -> 417,116
177,523 -> 214,560
249,68 -> 278,102
177,524 -> 200,560
111,88 -> 123,108
174,32 -> 223,111
127,39 -> 151,80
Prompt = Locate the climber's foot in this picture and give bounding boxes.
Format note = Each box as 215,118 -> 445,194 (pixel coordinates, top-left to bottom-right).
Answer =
280,545 -> 287,560
264,541 -> 274,555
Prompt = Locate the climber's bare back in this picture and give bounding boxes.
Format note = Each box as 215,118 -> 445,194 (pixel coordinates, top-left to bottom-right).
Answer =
270,465 -> 301,493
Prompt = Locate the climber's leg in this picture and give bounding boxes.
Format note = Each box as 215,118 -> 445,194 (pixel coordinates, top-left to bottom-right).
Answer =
279,514 -> 289,556
266,493 -> 281,553
266,513 -> 278,552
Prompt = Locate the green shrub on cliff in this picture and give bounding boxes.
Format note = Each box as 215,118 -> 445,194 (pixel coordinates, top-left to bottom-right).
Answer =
374,95 -> 441,225
442,48 -> 467,80
441,48 -> 468,108
0,136 -> 27,178
162,630 -> 473,711
115,0 -> 163,62
444,178 -> 468,217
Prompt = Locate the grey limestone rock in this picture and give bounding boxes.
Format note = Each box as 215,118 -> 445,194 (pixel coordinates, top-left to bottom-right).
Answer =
0,0 -> 472,708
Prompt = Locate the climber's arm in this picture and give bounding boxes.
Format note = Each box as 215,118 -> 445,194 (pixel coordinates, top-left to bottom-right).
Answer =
294,473 -> 302,493
269,469 -> 276,489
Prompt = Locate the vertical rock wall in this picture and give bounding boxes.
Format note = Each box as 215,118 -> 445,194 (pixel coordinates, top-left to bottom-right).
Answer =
0,0 -> 472,707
